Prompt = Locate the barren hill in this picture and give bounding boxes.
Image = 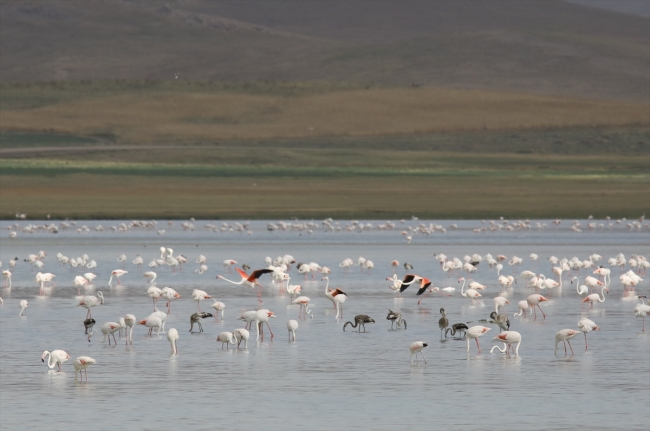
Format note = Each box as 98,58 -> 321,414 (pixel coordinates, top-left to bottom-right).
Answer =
1,0 -> 648,101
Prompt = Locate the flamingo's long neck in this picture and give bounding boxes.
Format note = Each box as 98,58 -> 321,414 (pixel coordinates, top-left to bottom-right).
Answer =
598,287 -> 607,302
45,351 -> 56,369
490,344 -> 507,354
219,276 -> 244,286
460,279 -> 466,296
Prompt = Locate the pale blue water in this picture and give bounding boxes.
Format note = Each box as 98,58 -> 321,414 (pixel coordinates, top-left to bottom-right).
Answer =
0,220 -> 648,430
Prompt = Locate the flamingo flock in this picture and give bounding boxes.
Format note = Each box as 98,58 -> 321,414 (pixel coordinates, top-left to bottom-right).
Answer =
0,217 -> 647,387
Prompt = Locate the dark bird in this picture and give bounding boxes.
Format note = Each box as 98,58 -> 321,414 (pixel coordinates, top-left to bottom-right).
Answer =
404,262 -> 414,270
488,311 -> 510,332
445,322 -> 469,338
189,312 -> 213,333
242,263 -> 251,271
386,309 -> 407,330
438,308 -> 449,338
84,318 -> 96,334
343,315 -> 375,332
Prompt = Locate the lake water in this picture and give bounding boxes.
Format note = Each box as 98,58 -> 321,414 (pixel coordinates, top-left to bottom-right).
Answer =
0,220 -> 648,430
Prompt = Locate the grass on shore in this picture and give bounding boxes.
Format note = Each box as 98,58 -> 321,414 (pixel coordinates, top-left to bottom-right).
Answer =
1,81 -> 647,144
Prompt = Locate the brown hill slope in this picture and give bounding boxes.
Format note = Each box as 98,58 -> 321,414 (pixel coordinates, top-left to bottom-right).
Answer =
1,0 -> 648,101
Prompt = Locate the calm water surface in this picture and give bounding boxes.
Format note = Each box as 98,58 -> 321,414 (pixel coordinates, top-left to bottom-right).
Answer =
0,220 -> 648,430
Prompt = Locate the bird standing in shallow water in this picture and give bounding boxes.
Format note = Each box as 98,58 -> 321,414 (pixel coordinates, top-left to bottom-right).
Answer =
73,356 -> 96,382
167,328 -> 179,354
555,329 -> 580,356
577,318 -> 599,350
438,308 -> 449,338
189,312 -> 212,333
287,319 -> 299,341
409,341 -> 428,364
386,309 -> 407,330
343,315 -> 375,332
490,331 -> 522,355
42,350 -> 70,372
466,326 -> 491,354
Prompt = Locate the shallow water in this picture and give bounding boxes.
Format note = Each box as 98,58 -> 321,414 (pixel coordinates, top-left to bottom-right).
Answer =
0,220 -> 648,430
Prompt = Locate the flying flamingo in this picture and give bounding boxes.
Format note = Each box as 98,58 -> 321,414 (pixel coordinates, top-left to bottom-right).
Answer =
489,331 -> 522,355
287,319 -> 299,341
527,294 -> 548,320
109,269 -> 128,285
191,289 -> 211,311
409,341 -> 428,364
167,328 -> 179,354
88,322 -> 121,345
77,292 -> 104,319
554,329 -> 580,356
73,356 -> 96,382
417,286 -> 453,305
577,318 -> 599,350
466,326 -> 491,354
398,274 -> 432,295
234,328 -> 250,349
216,332 -> 236,350
42,350 -> 70,372
254,309 -> 276,341
161,287 -> 180,313
217,268 -> 273,302
581,286 -> 608,309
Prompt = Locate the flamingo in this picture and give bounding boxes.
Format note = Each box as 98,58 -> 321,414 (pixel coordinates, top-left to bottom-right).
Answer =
391,260 -> 399,274
583,276 -> 604,292
291,296 -> 313,319
409,341 -> 428,364
84,318 -> 96,334
217,268 -> 273,302
386,275 -> 403,295
191,289 -> 211,312
322,276 -> 348,319
459,277 -> 481,305
124,314 -> 136,345
571,277 -> 589,296
223,260 -> 237,274
216,332 -> 236,350
437,308 -> 449,338
236,311 -> 257,330
147,286 -> 162,311
513,300 -> 530,317
399,274 -> 432,295
254,309 -> 276,341
161,287 -> 180,313
343,315 -> 375,332
287,319 -> 299,341
150,310 -> 167,332
138,316 -> 162,336
577,318 -> 599,350
189,312 -> 212,333
493,296 -> 510,314
167,328 -> 179,354
234,328 -> 250,349
143,271 -> 157,285
73,356 -> 97,382
87,322 -> 121,345
466,326 -> 491,354
77,292 -> 104,319
210,299 -> 225,322
83,273 -> 97,285
417,286 -> 453,305
527,294 -> 548,320
633,296 -> 650,332
42,350 -> 70,372
581,286 -> 608,309
593,267 -> 611,284
108,269 -> 128,285
73,275 -> 88,295
554,329 -> 579,356
490,331 -> 522,355
2,270 -> 12,288
498,275 -> 515,291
